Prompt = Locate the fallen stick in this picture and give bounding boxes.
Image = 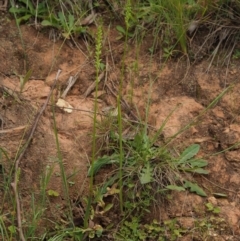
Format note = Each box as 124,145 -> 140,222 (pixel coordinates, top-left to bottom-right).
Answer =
105,82 -> 139,121
83,71 -> 105,98
11,70 -> 62,241
61,65 -> 85,99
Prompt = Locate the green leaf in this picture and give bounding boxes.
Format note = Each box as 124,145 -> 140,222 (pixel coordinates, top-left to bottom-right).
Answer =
20,0 -> 34,13
191,168 -> 209,174
190,159 -> 208,168
41,19 -> 53,26
183,168 -> 209,174
213,207 -> 221,214
20,69 -> 32,92
16,14 -> 32,24
95,225 -> 103,237
103,203 -> 113,213
75,26 -> 86,34
9,7 -> 29,14
8,225 -> 16,234
206,202 -> 221,213
206,202 -> 214,210
116,25 -> 134,37
36,2 -> 47,15
68,181 -> 75,186
88,155 -> 119,176
89,231 -> 95,239
47,189 -> 59,197
139,162 -> 153,184
116,25 -> 126,35
68,14 -> 75,29
183,181 -> 207,197
166,185 -> 185,191
19,0 -> 32,5
62,32 -> 71,39
178,144 -> 200,164
41,19 -> 60,29
58,11 -> 66,27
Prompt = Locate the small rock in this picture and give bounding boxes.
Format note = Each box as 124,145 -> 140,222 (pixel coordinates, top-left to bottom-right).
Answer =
178,217 -> 195,229
208,196 -> 218,206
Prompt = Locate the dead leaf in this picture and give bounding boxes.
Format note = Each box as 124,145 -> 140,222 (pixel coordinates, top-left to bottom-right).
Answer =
56,98 -> 73,113
80,12 -> 97,26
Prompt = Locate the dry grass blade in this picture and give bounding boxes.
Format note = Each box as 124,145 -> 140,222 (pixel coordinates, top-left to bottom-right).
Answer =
191,1 -> 240,70
0,125 -> 26,134
1,85 -> 22,103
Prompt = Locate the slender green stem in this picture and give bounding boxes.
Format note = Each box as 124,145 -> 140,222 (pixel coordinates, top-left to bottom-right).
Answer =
117,95 -> 123,213
52,98 -> 73,225
116,0 -> 132,214
84,24 -> 103,228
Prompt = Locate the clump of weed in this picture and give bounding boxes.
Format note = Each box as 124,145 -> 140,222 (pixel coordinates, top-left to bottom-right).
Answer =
9,0 -> 90,40
190,201 -> 232,239
88,116 -> 209,238
9,0 -> 48,25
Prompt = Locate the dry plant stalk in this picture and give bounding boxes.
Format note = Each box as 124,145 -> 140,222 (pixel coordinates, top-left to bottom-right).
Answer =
84,71 -> 105,98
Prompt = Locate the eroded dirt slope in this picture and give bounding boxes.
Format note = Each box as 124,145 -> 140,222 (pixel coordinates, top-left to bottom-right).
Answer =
0,18 -> 240,240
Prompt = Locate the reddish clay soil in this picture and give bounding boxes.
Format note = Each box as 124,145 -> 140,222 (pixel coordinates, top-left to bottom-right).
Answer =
0,16 -> 240,240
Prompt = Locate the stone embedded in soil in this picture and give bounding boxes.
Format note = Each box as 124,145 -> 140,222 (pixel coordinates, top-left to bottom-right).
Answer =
208,196 -> 218,206
225,151 -> 240,163
219,124 -> 240,149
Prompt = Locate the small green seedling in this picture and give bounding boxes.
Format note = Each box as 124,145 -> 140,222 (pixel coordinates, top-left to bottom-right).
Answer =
205,202 -> 221,214
8,225 -> 17,235
17,69 -> 32,93
116,25 -> 134,39
47,189 -> 59,197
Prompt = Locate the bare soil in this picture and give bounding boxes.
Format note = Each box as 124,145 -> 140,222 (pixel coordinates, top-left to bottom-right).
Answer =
0,16 -> 240,240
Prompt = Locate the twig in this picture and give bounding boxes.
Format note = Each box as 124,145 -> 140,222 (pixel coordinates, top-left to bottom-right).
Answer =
84,71 -> 105,98
61,67 -> 84,99
0,114 -> 5,129
11,70 -> 61,241
202,176 -> 237,194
